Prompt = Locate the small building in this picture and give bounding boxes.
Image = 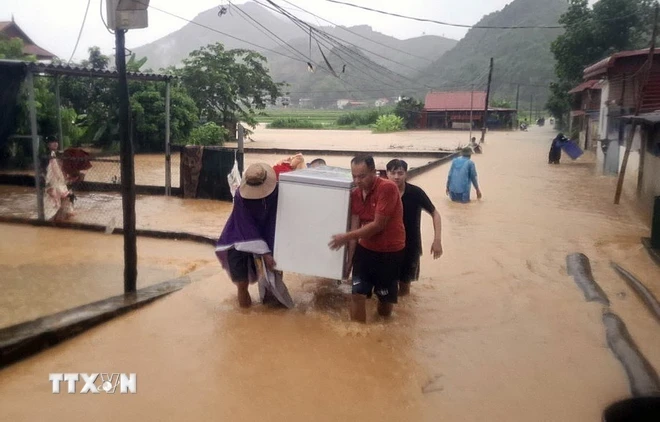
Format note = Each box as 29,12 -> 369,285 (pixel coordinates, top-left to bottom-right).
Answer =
375,98 -> 389,107
298,98 -> 312,108
345,101 -> 367,109
0,19 -> 56,61
618,112 -> 660,210
568,79 -> 602,151
275,96 -> 291,107
336,99 -> 351,109
580,48 -> 660,175
420,91 -> 516,130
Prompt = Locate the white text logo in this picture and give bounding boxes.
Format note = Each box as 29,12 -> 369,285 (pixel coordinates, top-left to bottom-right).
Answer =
49,373 -> 137,394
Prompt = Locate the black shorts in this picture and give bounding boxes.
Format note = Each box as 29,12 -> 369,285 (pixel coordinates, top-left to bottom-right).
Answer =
352,245 -> 404,304
226,248 -> 255,283
400,252 -> 421,283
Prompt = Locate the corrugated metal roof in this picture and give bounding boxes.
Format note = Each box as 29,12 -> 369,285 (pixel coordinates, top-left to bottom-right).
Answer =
424,91 -> 487,111
584,49 -> 660,80
0,60 -> 174,82
568,80 -> 601,94
620,111 -> 660,124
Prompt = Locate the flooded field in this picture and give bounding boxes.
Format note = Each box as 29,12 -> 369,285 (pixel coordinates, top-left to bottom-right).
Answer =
0,126 -> 659,421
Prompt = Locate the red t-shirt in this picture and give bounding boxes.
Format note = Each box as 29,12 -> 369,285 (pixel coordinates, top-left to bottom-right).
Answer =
350,177 -> 405,252
273,163 -> 294,180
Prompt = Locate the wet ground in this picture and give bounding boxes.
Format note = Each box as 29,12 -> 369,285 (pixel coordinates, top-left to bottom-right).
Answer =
1,126 -> 659,421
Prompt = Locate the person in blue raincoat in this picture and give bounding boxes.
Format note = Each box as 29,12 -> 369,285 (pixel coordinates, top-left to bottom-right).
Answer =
446,147 -> 482,203
549,133 -> 567,164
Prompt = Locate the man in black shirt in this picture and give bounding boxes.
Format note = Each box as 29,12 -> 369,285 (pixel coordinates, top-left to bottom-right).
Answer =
386,159 -> 443,296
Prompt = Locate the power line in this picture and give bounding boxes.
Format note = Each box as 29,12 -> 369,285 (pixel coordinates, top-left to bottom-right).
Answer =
256,0 -> 405,94
322,0 -> 563,29
260,0 -> 435,92
228,0 -> 313,63
135,0 -> 306,63
260,0 -> 431,76
68,0 -> 93,64
279,0 -> 432,62
323,0 -> 643,30
100,0 -> 115,35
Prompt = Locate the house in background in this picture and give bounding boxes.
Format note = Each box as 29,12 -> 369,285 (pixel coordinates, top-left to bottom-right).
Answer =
568,79 -> 602,151
580,48 -> 660,176
336,99 -> 351,109
420,91 -> 516,130
298,98 -> 312,108
0,18 -> 56,61
374,98 -> 389,108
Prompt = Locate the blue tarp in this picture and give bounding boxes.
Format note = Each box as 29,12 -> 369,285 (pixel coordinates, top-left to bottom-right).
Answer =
561,141 -> 584,160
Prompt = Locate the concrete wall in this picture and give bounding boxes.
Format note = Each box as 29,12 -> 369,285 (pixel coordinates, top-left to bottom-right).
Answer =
641,151 -> 660,208
616,126 -> 643,174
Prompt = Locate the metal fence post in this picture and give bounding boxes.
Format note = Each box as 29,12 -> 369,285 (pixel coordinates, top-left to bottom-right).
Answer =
27,71 -> 45,221
237,124 -> 245,174
55,75 -> 64,149
165,80 -> 171,196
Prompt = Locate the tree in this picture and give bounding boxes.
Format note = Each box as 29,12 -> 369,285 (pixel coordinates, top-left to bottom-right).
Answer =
547,0 -> 654,126
394,97 -> 424,129
58,48 -> 198,151
0,36 -> 35,60
179,43 -> 283,138
490,98 -> 513,109
130,83 -> 198,152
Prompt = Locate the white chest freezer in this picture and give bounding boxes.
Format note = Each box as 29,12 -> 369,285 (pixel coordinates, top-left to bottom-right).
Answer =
274,166 -> 353,280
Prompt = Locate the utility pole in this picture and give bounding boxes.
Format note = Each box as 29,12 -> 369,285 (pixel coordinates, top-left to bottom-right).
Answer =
529,94 -> 534,126
116,29 -> 137,293
614,2 -> 658,205
515,84 -> 520,129
480,57 -> 494,143
469,85 -> 474,143
107,0 -> 149,293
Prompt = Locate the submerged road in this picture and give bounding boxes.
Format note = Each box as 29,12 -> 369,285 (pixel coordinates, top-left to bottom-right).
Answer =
1,126 -> 659,421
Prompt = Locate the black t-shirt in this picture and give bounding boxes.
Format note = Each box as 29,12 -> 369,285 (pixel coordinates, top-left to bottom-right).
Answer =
401,182 -> 436,257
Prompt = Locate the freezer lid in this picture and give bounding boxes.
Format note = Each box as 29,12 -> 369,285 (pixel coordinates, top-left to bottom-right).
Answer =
278,166 -> 354,189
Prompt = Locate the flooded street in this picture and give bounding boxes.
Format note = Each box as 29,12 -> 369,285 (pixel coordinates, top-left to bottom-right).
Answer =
0,223 -> 216,328
1,126 -> 659,421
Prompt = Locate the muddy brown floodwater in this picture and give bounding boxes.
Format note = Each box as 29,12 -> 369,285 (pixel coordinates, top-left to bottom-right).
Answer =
0,223 -> 217,328
0,126 -> 659,421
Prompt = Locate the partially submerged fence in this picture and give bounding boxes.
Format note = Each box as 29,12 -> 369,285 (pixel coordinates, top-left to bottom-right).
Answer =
0,135 -> 180,227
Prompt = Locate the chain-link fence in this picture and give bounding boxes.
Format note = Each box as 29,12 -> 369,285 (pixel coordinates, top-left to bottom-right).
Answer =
0,136 -> 178,229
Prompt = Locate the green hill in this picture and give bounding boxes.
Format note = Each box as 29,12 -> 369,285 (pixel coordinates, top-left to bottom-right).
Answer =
417,0 -> 568,110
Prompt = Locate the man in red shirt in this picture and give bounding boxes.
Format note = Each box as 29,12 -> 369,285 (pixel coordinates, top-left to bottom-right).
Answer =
329,155 -> 405,323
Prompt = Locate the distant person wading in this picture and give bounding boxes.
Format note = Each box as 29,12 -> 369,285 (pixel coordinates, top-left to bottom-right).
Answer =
446,147 -> 482,203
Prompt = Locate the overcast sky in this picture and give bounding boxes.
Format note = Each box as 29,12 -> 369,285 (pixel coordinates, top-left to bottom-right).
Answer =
2,0 -> 579,62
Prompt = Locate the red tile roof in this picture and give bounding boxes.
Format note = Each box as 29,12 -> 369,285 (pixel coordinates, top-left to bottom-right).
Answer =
424,91 -> 487,111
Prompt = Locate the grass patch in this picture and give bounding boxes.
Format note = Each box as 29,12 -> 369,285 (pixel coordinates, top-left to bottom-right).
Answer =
267,118 -> 325,129
257,108 -> 343,125
258,107 -> 394,130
